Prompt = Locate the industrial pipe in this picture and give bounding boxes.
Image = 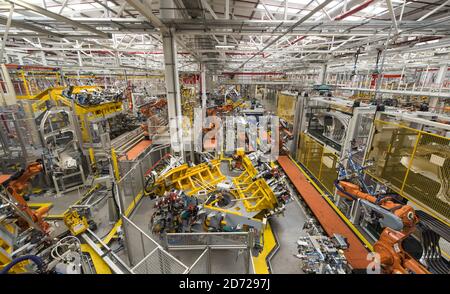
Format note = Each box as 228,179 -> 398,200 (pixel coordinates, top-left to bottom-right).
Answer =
0,255 -> 44,274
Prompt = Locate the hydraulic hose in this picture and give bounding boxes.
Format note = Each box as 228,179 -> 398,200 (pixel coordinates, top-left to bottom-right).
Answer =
0,255 -> 44,274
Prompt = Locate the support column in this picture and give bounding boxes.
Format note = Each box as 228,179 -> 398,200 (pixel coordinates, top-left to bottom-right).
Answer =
319,63 -> 328,85
436,63 -> 447,89
162,29 -> 185,160
200,63 -> 207,120
290,93 -> 307,156
206,74 -> 213,93
161,0 -> 185,160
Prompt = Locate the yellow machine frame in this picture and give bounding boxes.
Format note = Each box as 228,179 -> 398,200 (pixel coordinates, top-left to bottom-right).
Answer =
151,155 -> 279,214
22,86 -> 123,142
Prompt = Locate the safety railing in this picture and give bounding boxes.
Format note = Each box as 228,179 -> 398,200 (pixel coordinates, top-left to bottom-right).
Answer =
0,107 -> 43,172
186,247 -> 211,274
296,133 -> 340,195
164,231 -> 252,274
365,120 -> 450,225
165,232 -> 251,250
116,144 -> 170,214
122,215 -> 189,274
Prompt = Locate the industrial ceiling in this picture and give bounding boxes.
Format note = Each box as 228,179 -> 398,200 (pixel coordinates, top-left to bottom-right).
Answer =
0,0 -> 448,74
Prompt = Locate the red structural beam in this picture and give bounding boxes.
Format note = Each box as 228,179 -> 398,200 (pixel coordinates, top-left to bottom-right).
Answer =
334,0 -> 376,20
221,71 -> 285,76
4,64 -> 60,71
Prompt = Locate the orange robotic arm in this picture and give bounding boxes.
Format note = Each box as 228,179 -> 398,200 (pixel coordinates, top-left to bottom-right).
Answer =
4,162 -> 50,233
337,181 -> 418,232
374,227 -> 430,274
336,181 -> 428,274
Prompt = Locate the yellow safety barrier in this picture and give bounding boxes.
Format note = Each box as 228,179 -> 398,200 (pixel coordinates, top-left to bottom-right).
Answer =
297,133 -> 340,195
276,92 -> 296,124
366,120 -> 450,225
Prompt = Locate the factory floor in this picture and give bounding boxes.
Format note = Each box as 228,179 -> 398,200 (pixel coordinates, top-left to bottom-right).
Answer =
269,196 -> 307,274
127,190 -> 307,273
30,185 -> 121,260
29,187 -> 88,215
127,196 -> 250,273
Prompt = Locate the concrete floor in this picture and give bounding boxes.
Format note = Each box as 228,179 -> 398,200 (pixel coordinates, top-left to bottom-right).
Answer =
269,197 -> 308,274
29,185 -> 117,237
27,94 -> 306,274
128,196 -> 250,273
127,185 -> 308,273
29,187 -> 88,215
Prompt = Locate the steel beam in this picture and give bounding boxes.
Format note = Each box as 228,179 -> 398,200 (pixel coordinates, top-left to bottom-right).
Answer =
418,0 -> 450,21
385,0 -> 399,34
260,0 -> 275,20
0,15 -> 64,38
0,4 -> 14,63
58,0 -> 69,14
126,0 -> 200,62
201,0 -> 218,19
7,0 -> 110,38
235,0 -> 335,70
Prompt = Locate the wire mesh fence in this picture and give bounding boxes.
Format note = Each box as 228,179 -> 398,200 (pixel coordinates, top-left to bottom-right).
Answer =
132,247 -> 189,274
164,232 -> 252,274
365,120 -> 450,225
186,247 -> 211,274
165,232 -> 251,250
116,144 -> 170,214
277,92 -> 296,124
122,215 -> 189,274
296,133 -> 340,195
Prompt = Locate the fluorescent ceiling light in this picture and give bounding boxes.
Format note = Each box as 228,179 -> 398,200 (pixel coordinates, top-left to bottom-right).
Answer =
345,16 -> 361,21
416,39 -> 439,46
